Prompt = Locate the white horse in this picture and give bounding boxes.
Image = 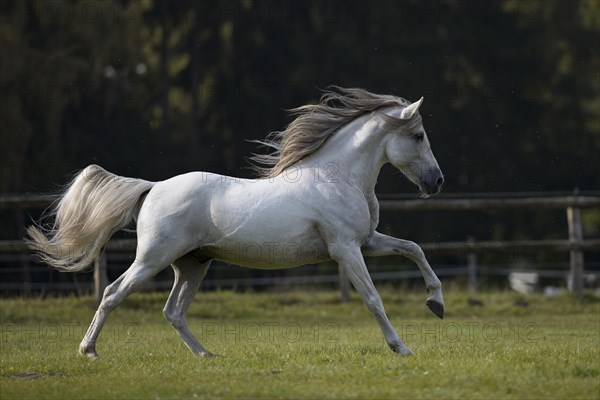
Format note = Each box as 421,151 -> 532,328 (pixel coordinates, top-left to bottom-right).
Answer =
28,87 -> 445,358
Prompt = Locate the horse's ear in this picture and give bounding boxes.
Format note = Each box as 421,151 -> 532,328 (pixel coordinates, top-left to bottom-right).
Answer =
400,97 -> 423,119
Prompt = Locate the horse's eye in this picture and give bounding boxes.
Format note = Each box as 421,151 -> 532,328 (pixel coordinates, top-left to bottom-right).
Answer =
413,132 -> 425,142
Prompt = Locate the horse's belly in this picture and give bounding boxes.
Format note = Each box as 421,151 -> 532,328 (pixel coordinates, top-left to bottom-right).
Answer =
200,231 -> 331,269
202,216 -> 330,269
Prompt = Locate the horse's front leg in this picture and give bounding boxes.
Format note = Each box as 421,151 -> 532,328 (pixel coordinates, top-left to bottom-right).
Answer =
332,245 -> 413,356
362,231 -> 444,319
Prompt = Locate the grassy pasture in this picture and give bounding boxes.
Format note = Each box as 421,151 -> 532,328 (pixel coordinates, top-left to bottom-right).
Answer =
1,287 -> 599,399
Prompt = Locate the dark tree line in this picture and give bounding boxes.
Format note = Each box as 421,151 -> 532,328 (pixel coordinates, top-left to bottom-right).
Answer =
1,0 -> 599,265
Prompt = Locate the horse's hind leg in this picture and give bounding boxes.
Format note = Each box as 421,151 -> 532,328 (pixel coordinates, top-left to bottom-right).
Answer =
79,260 -> 165,359
163,254 -> 216,357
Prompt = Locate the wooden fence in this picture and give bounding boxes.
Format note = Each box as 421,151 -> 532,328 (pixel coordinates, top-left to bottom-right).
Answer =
1,193 -> 599,303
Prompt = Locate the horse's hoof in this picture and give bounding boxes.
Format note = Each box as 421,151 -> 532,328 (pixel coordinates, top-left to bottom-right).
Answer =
390,343 -> 414,356
78,349 -> 100,360
426,299 -> 444,319
78,342 -> 100,360
396,347 -> 414,356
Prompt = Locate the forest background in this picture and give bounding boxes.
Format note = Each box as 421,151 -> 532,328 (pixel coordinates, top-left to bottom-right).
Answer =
1,0 -> 599,282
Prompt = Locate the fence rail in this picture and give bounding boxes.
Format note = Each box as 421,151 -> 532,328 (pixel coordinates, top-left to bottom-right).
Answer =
3,193 -> 598,210
379,196 -> 600,211
1,193 -> 599,301
4,238 -> 600,255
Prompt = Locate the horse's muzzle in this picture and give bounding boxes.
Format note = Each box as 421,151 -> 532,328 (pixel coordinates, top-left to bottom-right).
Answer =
420,170 -> 444,196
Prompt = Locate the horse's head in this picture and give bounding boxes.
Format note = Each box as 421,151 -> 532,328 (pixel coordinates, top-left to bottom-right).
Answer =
383,98 -> 444,197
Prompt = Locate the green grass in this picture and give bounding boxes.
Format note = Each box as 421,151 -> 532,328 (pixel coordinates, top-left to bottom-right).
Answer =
1,287 -> 599,399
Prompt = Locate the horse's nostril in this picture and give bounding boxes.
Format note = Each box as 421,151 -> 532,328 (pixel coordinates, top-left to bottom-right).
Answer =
436,176 -> 444,187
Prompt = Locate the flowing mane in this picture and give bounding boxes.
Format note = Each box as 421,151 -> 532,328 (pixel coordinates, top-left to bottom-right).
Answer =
250,87 -> 412,178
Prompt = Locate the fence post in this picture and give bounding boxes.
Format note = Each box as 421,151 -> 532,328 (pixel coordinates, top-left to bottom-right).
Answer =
94,253 -> 108,305
566,202 -> 584,297
339,266 -> 350,302
467,237 -> 478,293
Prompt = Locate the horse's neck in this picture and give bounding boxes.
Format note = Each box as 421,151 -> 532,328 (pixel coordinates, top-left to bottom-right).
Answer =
311,114 -> 388,195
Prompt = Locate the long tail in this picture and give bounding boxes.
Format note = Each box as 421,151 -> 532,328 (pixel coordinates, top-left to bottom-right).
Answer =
26,165 -> 155,272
